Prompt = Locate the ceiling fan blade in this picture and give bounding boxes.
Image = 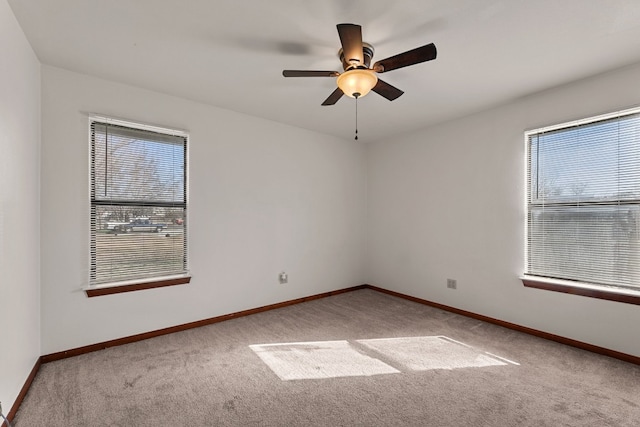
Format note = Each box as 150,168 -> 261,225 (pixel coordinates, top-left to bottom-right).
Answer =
373,43 -> 437,73
283,70 -> 340,77
372,79 -> 404,101
321,88 -> 344,106
337,23 -> 364,65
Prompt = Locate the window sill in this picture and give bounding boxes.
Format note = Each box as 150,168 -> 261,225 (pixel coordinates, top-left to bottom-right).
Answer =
85,276 -> 191,297
521,276 -> 640,305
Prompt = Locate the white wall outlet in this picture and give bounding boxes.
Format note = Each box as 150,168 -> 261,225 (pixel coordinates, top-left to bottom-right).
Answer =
279,272 -> 288,284
447,279 -> 457,289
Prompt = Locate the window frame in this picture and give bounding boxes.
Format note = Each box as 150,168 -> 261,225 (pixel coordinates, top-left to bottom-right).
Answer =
86,115 -> 190,297
522,106 -> 640,306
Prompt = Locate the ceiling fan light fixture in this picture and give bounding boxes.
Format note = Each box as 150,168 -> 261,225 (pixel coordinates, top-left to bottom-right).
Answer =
337,68 -> 378,98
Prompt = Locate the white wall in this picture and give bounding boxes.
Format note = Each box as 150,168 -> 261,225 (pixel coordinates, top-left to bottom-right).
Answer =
40,65 -> 367,354
0,0 -> 41,412
367,62 -> 640,357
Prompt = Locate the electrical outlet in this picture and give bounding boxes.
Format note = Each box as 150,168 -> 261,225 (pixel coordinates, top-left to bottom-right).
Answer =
447,279 -> 457,289
279,272 -> 288,284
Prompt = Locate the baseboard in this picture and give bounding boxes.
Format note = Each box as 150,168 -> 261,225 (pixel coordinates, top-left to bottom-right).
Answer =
41,283 -> 640,366
41,285 -> 368,363
4,357 -> 41,427
364,284 -> 640,366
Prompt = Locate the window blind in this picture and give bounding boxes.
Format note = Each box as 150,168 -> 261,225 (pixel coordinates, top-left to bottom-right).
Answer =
526,108 -> 640,291
90,120 -> 188,286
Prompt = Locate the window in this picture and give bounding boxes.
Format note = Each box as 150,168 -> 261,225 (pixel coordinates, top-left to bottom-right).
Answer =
524,107 -> 640,304
89,117 -> 189,295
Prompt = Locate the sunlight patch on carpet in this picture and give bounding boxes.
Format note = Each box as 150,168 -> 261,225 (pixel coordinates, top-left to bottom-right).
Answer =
249,340 -> 400,380
357,336 -> 518,370
250,336 -> 518,380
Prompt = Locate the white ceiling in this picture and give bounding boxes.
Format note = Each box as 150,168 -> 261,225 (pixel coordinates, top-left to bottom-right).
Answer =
9,0 -> 640,142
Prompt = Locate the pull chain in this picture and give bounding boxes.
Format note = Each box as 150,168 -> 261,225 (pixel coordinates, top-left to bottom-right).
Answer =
354,93 -> 359,140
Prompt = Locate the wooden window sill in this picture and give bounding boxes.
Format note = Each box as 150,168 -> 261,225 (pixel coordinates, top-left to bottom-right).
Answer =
85,276 -> 191,297
521,276 -> 640,305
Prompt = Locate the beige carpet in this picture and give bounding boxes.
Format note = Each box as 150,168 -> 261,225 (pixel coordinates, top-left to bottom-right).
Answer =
13,289 -> 640,426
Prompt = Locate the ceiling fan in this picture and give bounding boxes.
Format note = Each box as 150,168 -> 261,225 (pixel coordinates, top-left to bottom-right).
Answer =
283,23 -> 437,105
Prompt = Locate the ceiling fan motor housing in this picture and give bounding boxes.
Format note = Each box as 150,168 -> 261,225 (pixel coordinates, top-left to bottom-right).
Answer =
339,42 -> 375,70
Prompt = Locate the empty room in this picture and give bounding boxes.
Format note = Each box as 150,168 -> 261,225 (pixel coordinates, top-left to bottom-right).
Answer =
2,1 -> 640,426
